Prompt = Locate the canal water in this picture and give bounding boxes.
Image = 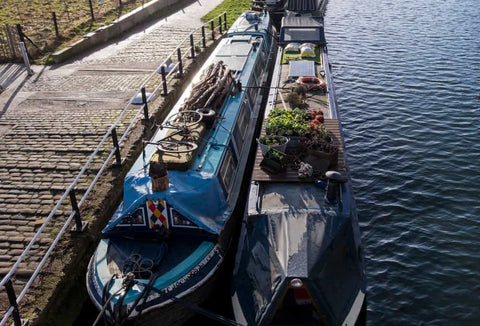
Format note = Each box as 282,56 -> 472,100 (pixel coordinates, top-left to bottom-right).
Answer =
324,0 -> 480,324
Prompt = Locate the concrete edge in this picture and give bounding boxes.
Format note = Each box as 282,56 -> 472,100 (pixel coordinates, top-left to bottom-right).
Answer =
52,0 -> 196,63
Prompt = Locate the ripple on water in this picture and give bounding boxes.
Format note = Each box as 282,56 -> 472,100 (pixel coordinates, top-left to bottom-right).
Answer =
325,0 -> 480,324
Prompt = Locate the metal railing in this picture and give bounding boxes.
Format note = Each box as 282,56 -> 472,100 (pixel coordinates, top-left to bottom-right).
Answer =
0,12 -> 227,326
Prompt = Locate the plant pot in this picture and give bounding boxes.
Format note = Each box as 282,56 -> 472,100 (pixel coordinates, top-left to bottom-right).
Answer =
306,144 -> 339,170
257,136 -> 289,156
260,148 -> 286,174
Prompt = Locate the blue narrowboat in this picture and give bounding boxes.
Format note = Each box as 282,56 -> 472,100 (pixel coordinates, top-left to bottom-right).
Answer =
86,10 -> 276,326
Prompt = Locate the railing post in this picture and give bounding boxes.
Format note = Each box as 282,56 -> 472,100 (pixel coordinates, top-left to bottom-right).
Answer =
189,33 -> 195,58
177,48 -> 183,76
5,279 -> 22,326
219,16 -> 222,34
160,65 -> 168,96
141,87 -> 149,119
224,12 -> 227,31
211,20 -> 215,40
88,0 -> 95,21
16,24 -> 25,44
19,42 -> 33,76
201,26 -> 206,48
111,127 -> 122,166
69,188 -> 86,232
52,12 -> 59,38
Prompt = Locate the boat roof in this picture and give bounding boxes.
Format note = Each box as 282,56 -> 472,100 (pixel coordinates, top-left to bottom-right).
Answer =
104,12 -> 272,235
232,14 -> 364,325
234,200 -> 362,325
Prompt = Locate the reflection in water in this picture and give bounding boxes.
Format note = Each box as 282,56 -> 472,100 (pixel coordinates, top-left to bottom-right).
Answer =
325,0 -> 480,324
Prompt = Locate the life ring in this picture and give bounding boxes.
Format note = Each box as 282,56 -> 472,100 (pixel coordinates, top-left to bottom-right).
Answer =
296,76 -> 327,91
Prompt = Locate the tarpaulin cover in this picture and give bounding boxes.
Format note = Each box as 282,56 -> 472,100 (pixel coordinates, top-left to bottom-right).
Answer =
232,208 -> 362,325
103,168 -> 230,234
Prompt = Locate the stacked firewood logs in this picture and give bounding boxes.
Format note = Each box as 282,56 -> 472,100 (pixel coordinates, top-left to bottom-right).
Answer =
182,61 -> 235,112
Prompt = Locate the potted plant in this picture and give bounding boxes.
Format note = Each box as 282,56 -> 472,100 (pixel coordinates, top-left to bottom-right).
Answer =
265,108 -> 312,137
257,135 -> 289,156
260,147 -> 286,174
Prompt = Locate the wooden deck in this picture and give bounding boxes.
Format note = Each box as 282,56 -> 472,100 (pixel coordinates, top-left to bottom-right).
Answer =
252,119 -> 346,182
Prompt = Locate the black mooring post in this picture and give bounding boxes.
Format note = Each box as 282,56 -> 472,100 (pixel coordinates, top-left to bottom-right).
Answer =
177,48 -> 183,75
224,12 -> 227,30
16,24 -> 25,44
141,87 -> 148,119
69,188 -> 83,232
160,65 -> 168,95
88,0 -> 95,21
201,26 -> 206,48
219,16 -> 222,34
211,20 -> 215,40
52,12 -> 59,37
5,280 -> 22,326
189,34 -> 195,58
16,24 -> 28,58
111,127 -> 122,166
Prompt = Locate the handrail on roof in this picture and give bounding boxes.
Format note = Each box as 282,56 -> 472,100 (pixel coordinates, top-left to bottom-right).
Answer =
0,12 -> 227,326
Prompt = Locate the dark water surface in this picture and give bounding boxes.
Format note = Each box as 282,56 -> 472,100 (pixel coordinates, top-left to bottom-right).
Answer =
324,0 -> 480,324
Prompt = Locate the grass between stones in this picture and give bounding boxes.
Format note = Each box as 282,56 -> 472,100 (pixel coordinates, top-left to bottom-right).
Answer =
0,0 -> 143,63
0,0 -> 253,63
201,0 -> 252,24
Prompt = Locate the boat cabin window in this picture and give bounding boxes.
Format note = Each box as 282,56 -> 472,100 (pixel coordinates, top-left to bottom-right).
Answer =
246,79 -> 258,107
169,207 -> 201,229
117,200 -> 169,229
118,206 -> 147,227
232,100 -> 250,154
282,27 -> 321,43
253,56 -> 264,84
219,142 -> 238,195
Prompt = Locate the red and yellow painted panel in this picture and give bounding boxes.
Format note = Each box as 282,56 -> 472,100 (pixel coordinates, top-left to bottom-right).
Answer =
146,200 -> 168,229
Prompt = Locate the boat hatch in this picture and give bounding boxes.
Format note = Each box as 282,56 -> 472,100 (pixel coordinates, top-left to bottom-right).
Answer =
270,279 -> 327,326
215,38 -> 254,72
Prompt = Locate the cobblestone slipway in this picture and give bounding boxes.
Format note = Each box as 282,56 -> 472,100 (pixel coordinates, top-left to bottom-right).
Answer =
0,0 -> 223,307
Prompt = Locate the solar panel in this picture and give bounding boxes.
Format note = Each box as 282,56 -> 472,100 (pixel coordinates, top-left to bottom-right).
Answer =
288,61 -> 316,78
